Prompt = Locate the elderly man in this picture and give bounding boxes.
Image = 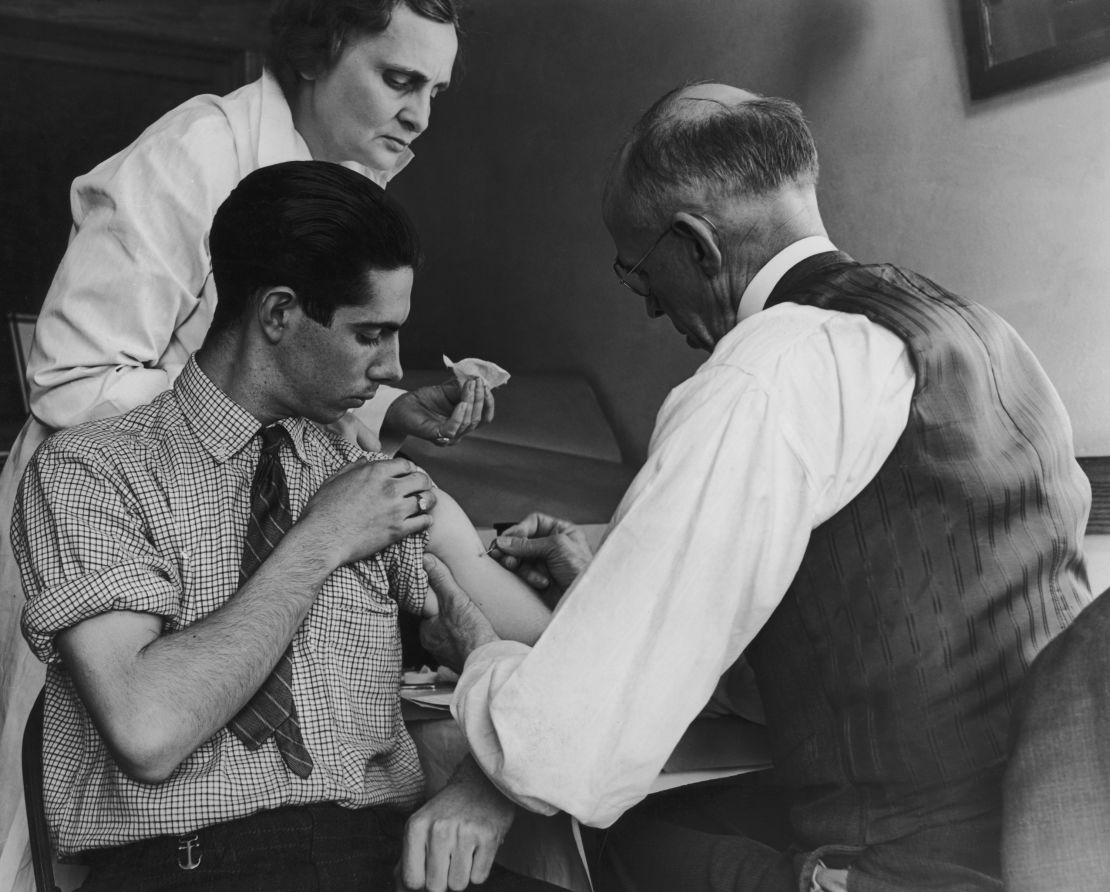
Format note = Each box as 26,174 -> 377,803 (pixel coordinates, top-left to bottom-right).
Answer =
12,161 -> 557,892
418,84 -> 1093,892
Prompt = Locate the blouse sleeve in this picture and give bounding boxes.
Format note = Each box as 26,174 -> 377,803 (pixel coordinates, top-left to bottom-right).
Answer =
28,108 -> 241,430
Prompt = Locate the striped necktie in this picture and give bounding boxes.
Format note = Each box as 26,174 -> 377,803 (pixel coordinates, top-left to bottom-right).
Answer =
228,425 -> 313,778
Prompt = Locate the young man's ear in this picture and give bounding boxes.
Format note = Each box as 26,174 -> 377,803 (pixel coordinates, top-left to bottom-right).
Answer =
257,286 -> 299,343
670,211 -> 723,277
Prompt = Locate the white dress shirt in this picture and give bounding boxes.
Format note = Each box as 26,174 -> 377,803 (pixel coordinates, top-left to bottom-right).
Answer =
453,240 -> 917,827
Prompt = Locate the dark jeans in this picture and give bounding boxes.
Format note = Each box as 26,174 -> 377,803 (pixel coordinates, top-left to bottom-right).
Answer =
77,803 -> 560,892
587,774 -> 802,892
588,773 -> 1003,892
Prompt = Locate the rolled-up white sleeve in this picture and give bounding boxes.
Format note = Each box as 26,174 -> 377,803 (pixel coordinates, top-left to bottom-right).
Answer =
452,305 -> 915,827
28,115 -> 241,429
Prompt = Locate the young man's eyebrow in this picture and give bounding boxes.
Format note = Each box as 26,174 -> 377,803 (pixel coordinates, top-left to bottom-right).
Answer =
351,321 -> 401,332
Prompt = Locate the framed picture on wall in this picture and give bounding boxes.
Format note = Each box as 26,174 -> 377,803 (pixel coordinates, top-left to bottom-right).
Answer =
961,0 -> 1110,98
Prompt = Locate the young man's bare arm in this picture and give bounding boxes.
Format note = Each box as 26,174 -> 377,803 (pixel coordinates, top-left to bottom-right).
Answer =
426,489 -> 551,645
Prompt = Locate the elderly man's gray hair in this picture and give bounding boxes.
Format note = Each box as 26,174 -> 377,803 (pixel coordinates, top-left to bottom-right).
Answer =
609,83 -> 820,226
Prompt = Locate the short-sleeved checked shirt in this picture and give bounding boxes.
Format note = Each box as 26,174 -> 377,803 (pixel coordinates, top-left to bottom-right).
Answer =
13,358 -> 428,856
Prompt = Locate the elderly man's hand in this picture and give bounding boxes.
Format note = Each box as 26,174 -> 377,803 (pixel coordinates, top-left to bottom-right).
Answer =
419,555 -> 500,673
489,512 -> 593,602
397,756 -> 515,892
383,377 -> 494,447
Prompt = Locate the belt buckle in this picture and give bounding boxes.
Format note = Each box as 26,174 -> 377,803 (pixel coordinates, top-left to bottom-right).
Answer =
176,833 -> 202,870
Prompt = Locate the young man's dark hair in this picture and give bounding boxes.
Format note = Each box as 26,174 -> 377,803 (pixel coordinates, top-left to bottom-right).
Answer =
266,0 -> 462,98
208,160 -> 422,331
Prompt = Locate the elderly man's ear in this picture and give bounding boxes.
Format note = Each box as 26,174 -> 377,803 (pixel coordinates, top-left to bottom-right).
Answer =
670,211 -> 723,277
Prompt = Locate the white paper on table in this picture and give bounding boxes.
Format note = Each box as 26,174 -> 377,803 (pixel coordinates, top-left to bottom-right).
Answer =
399,689 -> 455,710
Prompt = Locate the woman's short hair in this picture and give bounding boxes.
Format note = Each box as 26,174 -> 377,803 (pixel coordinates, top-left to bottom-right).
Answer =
266,0 -> 461,98
208,160 -> 422,332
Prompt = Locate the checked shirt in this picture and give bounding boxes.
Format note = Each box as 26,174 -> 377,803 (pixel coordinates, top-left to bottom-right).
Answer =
13,357 -> 428,856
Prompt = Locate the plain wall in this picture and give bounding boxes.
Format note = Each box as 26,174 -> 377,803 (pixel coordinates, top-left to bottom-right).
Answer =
390,0 -> 1110,464
390,0 -> 814,461
805,1 -> 1110,459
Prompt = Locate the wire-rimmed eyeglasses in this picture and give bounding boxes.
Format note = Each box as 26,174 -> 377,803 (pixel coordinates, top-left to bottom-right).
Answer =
611,214 -> 718,298
612,227 -> 673,298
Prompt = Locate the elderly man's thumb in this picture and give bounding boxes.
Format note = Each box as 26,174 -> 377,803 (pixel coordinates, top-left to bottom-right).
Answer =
492,535 -> 551,559
422,554 -> 468,611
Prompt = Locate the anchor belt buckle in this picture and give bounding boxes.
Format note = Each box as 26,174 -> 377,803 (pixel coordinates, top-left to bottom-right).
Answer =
176,833 -> 203,870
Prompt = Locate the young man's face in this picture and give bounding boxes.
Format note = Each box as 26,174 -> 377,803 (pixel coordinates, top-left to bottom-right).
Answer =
293,4 -> 458,172
279,266 -> 412,424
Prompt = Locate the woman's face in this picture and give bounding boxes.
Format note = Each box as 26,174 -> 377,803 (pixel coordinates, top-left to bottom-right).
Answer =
293,4 -> 458,172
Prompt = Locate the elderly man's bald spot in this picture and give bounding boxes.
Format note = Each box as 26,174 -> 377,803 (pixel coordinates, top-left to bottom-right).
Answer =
604,84 -> 763,216
669,83 -> 759,113
605,82 -> 820,234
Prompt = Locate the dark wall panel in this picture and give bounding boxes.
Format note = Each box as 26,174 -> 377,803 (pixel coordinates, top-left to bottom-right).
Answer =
0,7 -> 262,436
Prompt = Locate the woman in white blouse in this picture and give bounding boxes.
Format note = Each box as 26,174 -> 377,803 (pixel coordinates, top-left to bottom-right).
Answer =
0,2 -> 491,887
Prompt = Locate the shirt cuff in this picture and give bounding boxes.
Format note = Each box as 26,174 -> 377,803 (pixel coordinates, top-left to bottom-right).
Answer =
461,639 -> 531,678
22,562 -> 180,663
450,638 -> 560,817
450,638 -> 531,752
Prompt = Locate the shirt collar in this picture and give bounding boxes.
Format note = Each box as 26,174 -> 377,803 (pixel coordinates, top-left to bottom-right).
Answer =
174,356 -> 313,465
258,69 -> 312,168
338,154 -> 413,188
736,236 -> 839,323
259,68 -> 414,186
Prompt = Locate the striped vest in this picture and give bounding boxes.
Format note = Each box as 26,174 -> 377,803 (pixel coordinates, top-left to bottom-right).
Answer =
747,254 -> 1091,869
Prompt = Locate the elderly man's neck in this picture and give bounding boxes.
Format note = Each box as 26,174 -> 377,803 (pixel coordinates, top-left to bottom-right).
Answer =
719,183 -> 827,287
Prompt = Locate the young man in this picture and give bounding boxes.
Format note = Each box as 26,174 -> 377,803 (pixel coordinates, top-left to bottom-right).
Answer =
13,161 -> 554,891
0,5 -> 484,883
